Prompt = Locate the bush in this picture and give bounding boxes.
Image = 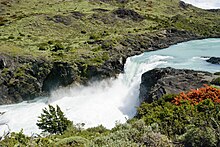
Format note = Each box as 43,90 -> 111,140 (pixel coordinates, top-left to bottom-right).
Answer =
90,120 -> 173,147
0,130 -> 31,146
171,85 -> 220,105
137,85 -> 220,145
54,136 -> 89,147
214,72 -> 220,75
211,77 -> 220,86
37,105 -> 72,134
180,126 -> 217,147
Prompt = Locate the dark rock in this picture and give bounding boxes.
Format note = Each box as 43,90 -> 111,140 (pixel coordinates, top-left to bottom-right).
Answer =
119,29 -> 198,57
92,8 -> 109,12
139,67 -> 213,103
207,57 -> 220,65
0,55 -> 53,104
70,11 -> 85,19
206,9 -> 220,13
179,1 -> 189,9
211,77 -> 220,86
47,15 -> 72,25
113,8 -> 145,21
0,58 -> 5,69
77,57 -> 125,83
42,62 -> 76,92
95,0 -> 128,3
214,72 -> 220,75
116,0 -> 128,3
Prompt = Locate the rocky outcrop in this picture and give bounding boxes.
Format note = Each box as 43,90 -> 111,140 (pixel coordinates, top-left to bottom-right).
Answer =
139,67 -> 214,103
0,55 -> 51,104
42,62 -> 77,92
0,55 -> 80,104
207,57 -> 220,65
179,1 -> 189,9
0,28 -> 202,105
0,52 -> 126,104
113,8 -> 145,21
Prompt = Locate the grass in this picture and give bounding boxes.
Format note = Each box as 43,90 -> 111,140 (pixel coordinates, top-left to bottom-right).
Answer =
0,0 -> 219,70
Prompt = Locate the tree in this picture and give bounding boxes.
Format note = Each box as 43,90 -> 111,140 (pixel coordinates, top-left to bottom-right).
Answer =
37,105 -> 72,134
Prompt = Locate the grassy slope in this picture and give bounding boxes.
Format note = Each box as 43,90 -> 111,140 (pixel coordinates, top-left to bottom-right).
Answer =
1,0 -> 220,66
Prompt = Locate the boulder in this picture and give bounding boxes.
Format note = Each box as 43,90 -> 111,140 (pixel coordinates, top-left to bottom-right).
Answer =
0,58 -> 5,69
139,67 -> 213,103
113,8 -> 145,21
207,57 -> 220,65
179,1 -> 189,9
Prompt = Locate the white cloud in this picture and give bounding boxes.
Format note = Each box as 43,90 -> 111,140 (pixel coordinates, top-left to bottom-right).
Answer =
182,0 -> 220,9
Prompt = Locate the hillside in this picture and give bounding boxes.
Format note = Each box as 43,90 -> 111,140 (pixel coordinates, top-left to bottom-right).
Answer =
0,0 -> 220,104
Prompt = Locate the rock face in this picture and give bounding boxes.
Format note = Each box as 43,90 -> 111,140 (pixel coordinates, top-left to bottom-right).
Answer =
139,67 -> 213,103
207,57 -> 220,65
0,53 -> 125,104
0,28 -> 208,105
0,29 -> 200,105
0,55 -> 79,104
117,28 -> 199,58
0,55 -> 49,104
42,62 -> 77,92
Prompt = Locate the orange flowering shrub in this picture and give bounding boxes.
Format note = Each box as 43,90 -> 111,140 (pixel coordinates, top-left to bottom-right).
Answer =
171,85 -> 220,106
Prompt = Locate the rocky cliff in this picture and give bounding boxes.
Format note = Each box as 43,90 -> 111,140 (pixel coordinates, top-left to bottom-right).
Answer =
0,29 -> 199,104
139,67 -> 217,103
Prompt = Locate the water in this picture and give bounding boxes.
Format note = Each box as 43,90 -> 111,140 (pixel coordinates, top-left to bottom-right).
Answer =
182,0 -> 220,9
0,38 -> 220,135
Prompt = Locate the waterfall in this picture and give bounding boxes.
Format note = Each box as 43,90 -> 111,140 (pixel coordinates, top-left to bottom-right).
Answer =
0,38 -> 219,135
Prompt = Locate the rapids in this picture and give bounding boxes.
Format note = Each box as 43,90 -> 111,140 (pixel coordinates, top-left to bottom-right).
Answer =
0,38 -> 220,135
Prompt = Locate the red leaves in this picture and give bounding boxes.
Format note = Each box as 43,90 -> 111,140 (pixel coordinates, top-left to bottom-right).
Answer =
171,85 -> 220,106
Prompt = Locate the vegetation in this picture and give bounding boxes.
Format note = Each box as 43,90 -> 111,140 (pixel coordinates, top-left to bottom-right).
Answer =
137,85 -> 220,146
1,85 -> 220,146
1,0 -> 220,146
36,105 -> 72,135
171,85 -> 220,105
1,0 -> 220,102
212,77 -> 220,86
1,0 -> 220,65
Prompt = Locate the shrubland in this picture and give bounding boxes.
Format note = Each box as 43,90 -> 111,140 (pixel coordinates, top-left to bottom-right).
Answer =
1,85 -> 220,146
1,0 -> 220,64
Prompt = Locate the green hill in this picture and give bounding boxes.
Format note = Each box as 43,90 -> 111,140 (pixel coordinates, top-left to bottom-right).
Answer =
1,0 -> 220,60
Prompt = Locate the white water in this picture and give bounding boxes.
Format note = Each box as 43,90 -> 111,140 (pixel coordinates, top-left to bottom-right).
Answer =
0,38 -> 220,135
182,0 -> 220,9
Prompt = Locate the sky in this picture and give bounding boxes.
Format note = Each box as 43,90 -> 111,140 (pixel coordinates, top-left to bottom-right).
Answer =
182,0 -> 220,9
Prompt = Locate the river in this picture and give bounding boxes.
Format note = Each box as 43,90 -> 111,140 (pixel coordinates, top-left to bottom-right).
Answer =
0,38 -> 220,135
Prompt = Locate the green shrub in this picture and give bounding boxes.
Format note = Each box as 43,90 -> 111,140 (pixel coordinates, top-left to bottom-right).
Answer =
211,77 -> 220,86
90,120 -> 173,147
52,43 -> 65,52
136,87 -> 220,145
214,72 -> 220,76
140,132 -> 172,147
89,34 -> 101,40
37,105 -> 72,134
180,126 -> 217,147
86,125 -> 108,134
54,136 -> 89,147
0,130 -> 31,146
8,36 -> 15,39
